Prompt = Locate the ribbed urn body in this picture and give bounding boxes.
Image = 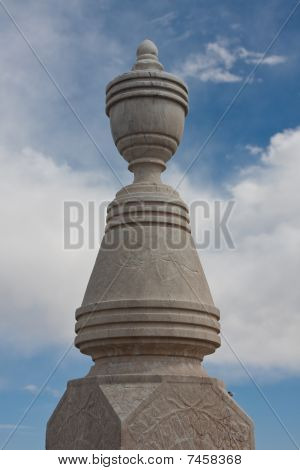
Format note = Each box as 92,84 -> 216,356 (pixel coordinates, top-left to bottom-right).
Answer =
106,70 -> 188,174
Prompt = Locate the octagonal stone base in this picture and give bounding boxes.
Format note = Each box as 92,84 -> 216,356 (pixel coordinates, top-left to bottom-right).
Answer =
46,376 -> 254,450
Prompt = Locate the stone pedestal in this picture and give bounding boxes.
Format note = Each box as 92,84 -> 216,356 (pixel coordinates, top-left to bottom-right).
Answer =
47,376 -> 254,450
46,39 -> 254,449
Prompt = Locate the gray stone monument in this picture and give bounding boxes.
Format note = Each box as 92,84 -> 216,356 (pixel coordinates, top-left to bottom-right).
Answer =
46,40 -> 254,450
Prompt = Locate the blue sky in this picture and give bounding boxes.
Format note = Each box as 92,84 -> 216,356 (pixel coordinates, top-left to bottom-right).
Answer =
0,0 -> 300,450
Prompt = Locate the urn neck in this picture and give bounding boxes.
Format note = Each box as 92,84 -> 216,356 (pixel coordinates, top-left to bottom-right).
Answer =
131,161 -> 164,184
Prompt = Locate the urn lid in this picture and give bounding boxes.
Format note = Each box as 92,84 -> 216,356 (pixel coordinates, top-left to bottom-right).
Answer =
105,39 -> 188,117
132,39 -> 163,71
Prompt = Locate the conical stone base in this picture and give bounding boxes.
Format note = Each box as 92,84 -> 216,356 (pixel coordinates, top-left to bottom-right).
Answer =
46,375 -> 254,450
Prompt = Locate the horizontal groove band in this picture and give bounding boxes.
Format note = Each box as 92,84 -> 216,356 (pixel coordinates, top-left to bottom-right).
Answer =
106,207 -> 190,224
76,327 -> 220,343
106,70 -> 188,96
106,211 -> 190,226
105,220 -> 191,233
76,312 -> 220,332
106,82 -> 188,111
76,300 -> 220,320
116,132 -> 178,154
106,89 -> 188,116
108,197 -> 189,213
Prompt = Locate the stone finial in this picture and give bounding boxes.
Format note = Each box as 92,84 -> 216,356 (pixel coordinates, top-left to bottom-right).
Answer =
78,43 -> 220,370
106,39 -> 188,183
47,40 -> 255,450
132,39 -> 164,71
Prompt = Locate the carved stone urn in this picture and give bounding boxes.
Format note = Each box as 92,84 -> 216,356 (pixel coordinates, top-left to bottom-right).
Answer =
106,39 -> 188,180
46,40 -> 254,450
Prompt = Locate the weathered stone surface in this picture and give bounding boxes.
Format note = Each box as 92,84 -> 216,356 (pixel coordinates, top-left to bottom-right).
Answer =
75,39 -> 220,374
46,39 -> 255,449
46,377 -> 254,450
46,379 -> 120,450
123,380 -> 254,450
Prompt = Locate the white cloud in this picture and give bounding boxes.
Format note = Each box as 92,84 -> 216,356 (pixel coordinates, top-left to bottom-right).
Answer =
24,383 -> 60,397
0,2 -> 124,355
174,40 -> 286,83
0,146 -> 116,353
245,144 -> 263,156
174,41 -> 241,83
150,11 -> 177,27
237,47 -> 286,65
0,0 -> 125,164
167,127 -> 300,378
23,384 -> 38,393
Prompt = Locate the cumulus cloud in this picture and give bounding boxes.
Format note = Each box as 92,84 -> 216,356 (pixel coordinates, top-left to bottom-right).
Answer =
174,41 -> 241,83
245,144 -> 264,156
0,146 -> 116,353
174,40 -> 286,82
167,127 -> 300,378
0,1 -> 125,353
0,0 -> 125,165
237,47 -> 286,65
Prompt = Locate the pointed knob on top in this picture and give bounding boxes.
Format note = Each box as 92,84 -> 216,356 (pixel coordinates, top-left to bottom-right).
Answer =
132,39 -> 164,71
